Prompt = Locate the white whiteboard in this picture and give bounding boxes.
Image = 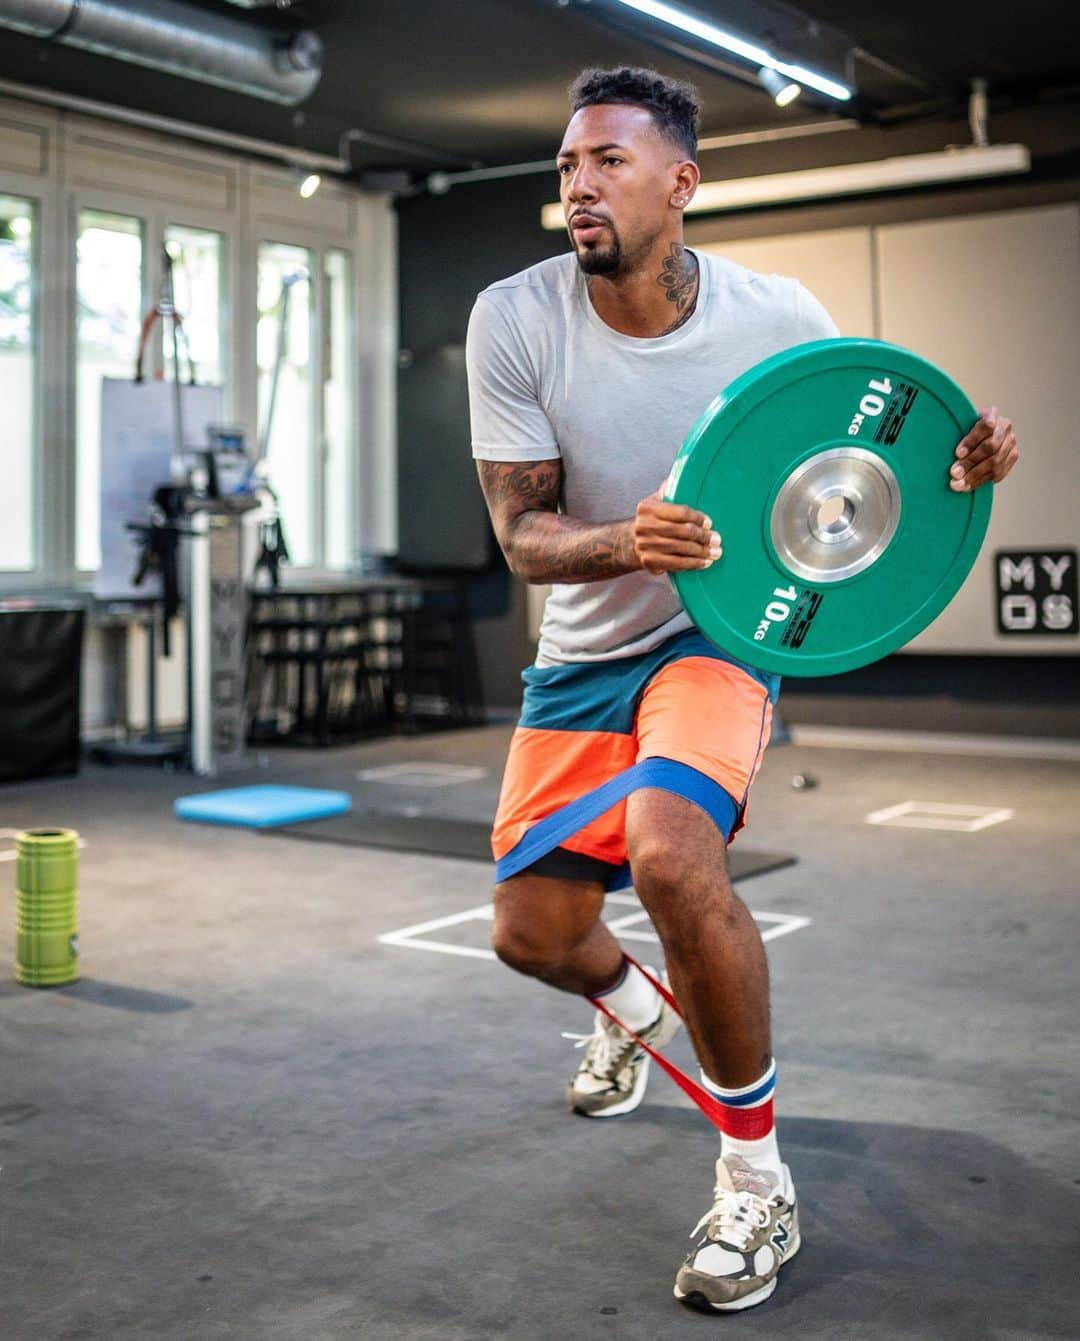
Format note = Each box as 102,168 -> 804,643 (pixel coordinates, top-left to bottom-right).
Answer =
95,378 -> 222,600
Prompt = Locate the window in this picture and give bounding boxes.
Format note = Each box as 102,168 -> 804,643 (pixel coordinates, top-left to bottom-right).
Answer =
76,209 -> 144,572
163,224 -> 226,389
0,196 -> 35,571
257,241 -> 314,566
323,248 -> 353,570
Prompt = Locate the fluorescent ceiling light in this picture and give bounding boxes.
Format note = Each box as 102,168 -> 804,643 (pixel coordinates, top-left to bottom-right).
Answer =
299,172 -> 322,198
758,66 -> 801,107
540,144 -> 1031,228
607,0 -> 852,101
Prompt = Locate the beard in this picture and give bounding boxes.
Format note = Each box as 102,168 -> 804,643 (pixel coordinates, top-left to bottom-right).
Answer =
573,227 -> 622,277
572,218 -> 663,278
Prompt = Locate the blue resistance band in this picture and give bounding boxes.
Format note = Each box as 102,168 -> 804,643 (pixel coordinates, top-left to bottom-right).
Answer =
494,757 -> 738,890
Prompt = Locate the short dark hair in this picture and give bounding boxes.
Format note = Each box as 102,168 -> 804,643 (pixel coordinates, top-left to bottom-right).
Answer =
568,66 -> 700,160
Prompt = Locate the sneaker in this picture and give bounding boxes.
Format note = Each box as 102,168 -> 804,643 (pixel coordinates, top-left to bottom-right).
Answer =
563,972 -> 681,1118
673,1154 -> 800,1312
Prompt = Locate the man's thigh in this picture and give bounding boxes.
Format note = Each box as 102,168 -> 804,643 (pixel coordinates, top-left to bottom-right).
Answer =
635,655 -> 774,835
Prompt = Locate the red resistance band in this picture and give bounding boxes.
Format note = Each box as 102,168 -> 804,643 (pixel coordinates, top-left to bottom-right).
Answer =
587,952 -> 772,1140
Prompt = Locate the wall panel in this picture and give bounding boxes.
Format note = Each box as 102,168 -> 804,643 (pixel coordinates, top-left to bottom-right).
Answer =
877,204 -> 1080,654
0,113 -> 47,176
66,130 -> 235,212
701,227 -> 875,336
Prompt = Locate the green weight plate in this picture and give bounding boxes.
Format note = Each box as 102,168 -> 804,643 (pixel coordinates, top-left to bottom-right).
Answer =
665,338 -> 992,677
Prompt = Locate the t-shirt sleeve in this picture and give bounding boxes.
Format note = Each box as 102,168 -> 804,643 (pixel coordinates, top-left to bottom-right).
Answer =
793,280 -> 841,340
465,295 -> 560,462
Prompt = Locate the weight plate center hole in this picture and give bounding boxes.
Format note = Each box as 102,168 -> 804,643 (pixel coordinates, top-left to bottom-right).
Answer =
811,492 -> 856,543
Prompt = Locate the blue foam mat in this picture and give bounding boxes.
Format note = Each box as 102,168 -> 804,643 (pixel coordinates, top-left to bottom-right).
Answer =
174,785 -> 352,829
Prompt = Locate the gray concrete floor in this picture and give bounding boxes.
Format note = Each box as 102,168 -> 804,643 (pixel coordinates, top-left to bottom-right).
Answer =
0,728 -> 1077,1340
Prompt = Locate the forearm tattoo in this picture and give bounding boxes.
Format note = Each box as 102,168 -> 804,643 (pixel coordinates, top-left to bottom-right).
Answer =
477,459 -> 639,584
512,512 -> 638,583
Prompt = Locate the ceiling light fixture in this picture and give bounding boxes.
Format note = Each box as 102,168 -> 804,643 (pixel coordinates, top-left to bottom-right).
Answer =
298,171 -> 322,198
757,65 -> 801,107
602,0 -> 852,101
540,144 -> 1031,227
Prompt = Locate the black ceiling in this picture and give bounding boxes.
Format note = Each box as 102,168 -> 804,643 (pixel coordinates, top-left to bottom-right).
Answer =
0,0 -> 1077,174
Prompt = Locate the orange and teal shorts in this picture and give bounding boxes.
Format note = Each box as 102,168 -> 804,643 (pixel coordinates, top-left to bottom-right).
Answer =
492,629 -> 780,891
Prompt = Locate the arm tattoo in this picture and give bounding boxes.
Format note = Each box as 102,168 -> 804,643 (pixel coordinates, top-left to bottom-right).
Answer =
476,459 -> 639,584
477,459 -> 562,513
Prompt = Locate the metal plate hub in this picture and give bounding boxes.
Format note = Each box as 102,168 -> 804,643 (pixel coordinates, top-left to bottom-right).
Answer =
770,447 -> 901,584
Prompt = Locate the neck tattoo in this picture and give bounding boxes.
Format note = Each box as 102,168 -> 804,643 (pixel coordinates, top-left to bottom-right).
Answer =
656,244 -> 699,336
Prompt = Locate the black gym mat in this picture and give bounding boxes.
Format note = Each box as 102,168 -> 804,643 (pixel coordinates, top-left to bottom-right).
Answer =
264,809 -> 796,881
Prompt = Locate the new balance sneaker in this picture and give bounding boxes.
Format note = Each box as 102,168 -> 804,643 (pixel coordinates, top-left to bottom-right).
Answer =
564,978 -> 681,1118
673,1154 -> 800,1312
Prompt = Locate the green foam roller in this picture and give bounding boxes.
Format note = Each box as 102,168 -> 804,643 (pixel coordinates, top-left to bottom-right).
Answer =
16,829 -> 79,988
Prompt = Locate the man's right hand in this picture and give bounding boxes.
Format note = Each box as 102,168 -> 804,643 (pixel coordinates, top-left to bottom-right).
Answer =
633,491 -> 722,575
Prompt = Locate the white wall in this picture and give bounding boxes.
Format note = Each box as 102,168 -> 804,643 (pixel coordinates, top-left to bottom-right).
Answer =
876,204 -> 1080,653
705,226 -> 876,336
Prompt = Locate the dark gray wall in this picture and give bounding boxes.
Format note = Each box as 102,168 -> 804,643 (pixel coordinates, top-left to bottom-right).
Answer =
396,172 -> 565,709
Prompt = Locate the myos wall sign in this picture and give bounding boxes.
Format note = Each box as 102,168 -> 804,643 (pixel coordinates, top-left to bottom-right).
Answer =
995,549 -> 1078,636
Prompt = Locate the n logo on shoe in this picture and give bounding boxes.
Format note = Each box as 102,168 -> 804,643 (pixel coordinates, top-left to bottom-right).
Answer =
770,1222 -> 789,1253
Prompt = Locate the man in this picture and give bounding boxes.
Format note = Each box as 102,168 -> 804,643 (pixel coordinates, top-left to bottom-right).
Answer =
466,66 -> 1018,1312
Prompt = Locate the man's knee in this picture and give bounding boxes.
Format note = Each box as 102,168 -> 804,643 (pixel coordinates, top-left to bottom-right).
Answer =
491,877 -> 594,979
629,830 -> 736,936
490,912 -> 563,978
631,834 -> 708,900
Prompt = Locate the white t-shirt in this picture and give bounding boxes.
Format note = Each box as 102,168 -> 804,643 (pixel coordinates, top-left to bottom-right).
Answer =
467,249 -> 839,666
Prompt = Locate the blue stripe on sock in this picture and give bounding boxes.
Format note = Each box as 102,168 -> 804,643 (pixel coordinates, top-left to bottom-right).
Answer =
701,1065 -> 777,1108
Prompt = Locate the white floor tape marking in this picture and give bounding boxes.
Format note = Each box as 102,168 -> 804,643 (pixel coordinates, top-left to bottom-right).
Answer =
355,762 -> 488,786
865,800 -> 1014,832
790,725 -> 1080,762
377,898 -> 811,962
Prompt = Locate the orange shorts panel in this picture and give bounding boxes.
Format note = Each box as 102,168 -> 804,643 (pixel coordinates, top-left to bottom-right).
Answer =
491,726 -> 636,866
635,657 -> 773,809
492,636 -> 775,872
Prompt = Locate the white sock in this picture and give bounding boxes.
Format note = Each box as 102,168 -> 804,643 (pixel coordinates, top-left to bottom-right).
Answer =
720,1129 -> 783,1181
593,958 -> 661,1031
700,1062 -> 784,1183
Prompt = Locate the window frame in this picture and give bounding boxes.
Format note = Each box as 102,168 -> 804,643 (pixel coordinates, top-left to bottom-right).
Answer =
254,228 -> 359,579
0,163 -> 62,588
0,117 -> 376,593
0,186 -> 43,576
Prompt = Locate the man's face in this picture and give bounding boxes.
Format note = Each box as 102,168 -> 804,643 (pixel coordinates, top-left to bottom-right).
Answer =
557,103 -> 681,278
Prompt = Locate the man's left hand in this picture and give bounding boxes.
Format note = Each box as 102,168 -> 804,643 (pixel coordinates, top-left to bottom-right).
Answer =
949,407 -> 1019,492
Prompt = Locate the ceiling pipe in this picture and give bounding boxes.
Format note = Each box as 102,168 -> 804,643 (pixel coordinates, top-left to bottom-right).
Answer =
409,117 -> 860,198
0,0 -> 322,105
338,126 -> 477,171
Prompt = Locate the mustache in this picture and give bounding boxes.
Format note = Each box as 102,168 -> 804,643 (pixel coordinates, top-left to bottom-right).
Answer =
569,209 -> 611,227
